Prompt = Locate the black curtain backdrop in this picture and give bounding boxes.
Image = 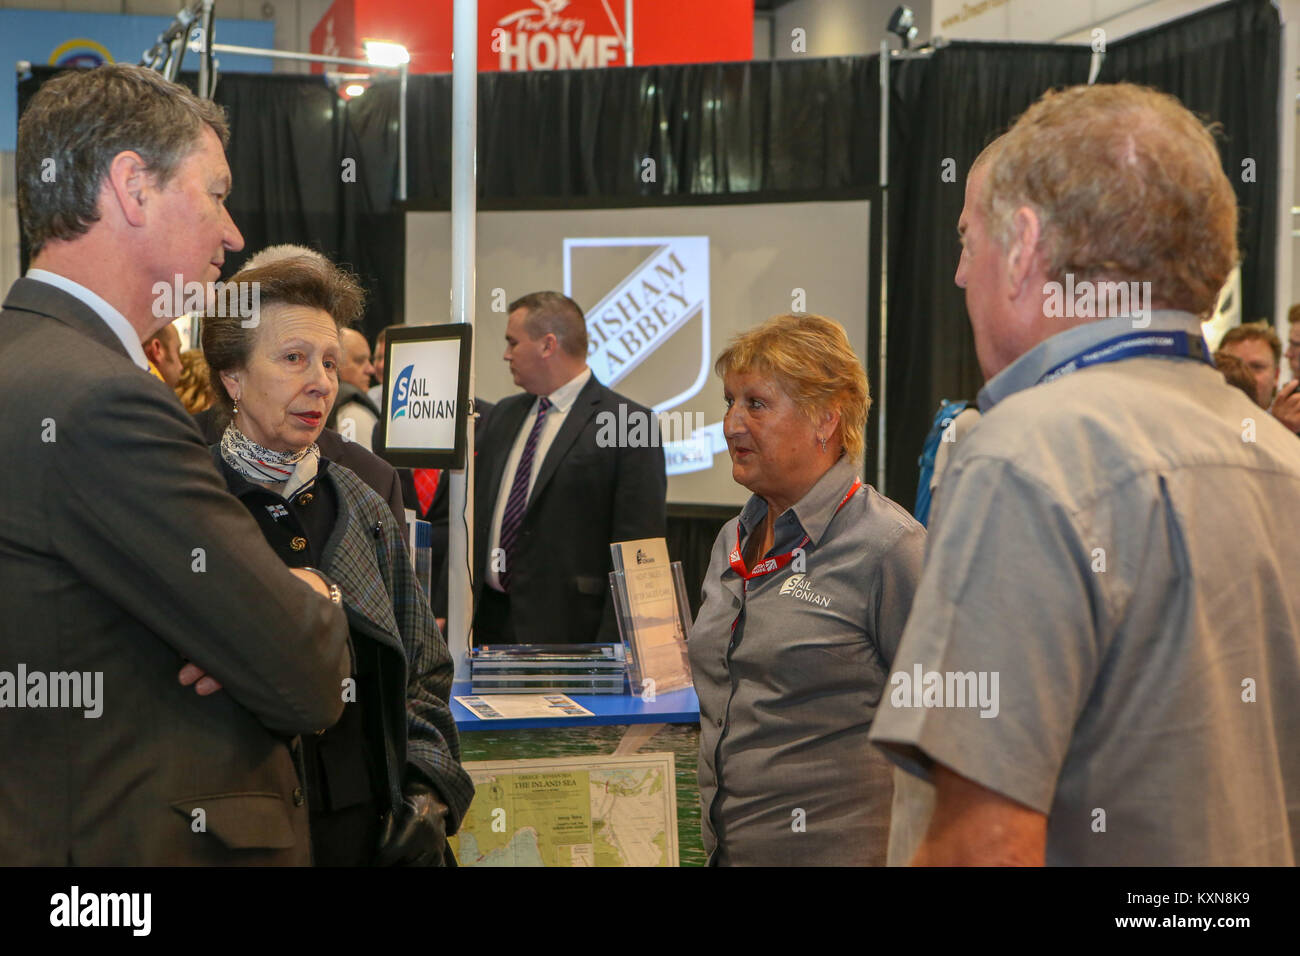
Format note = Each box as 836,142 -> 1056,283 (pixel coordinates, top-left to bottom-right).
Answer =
1103,0 -> 1280,324
884,42 -> 1096,506
14,0 -> 1281,569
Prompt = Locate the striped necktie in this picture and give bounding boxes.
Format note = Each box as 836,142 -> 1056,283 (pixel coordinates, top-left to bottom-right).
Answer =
498,396 -> 551,591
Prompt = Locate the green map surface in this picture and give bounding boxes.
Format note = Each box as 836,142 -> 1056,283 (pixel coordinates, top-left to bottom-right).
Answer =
451,753 -> 677,866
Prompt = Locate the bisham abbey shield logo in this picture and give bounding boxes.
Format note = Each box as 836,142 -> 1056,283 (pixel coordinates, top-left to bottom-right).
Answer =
564,236 -> 723,476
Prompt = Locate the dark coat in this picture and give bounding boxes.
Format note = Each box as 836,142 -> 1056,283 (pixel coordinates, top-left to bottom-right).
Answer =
0,276 -> 351,865
472,375 -> 667,644
211,448 -> 475,836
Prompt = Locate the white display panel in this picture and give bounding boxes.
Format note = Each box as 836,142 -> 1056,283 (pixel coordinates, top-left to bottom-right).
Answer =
386,337 -> 463,451
406,199 -> 870,506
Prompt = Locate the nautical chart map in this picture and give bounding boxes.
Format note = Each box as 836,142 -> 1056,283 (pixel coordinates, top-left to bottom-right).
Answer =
450,753 -> 678,867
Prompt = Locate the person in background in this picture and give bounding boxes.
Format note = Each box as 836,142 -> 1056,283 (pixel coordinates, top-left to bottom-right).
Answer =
1272,306 -> 1300,433
1286,304 -> 1300,382
1216,322 -> 1280,409
143,320 -> 183,388
330,327 -> 381,450
913,398 -> 980,528
175,348 -> 216,414
369,324 -> 398,409
1214,349 -> 1264,406
691,313 -> 926,866
472,291 -> 666,645
870,83 -> 1300,866
204,254 -> 474,865
2,62 -> 349,865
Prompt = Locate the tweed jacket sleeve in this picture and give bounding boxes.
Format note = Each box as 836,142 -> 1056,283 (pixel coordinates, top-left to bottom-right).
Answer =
324,464 -> 476,829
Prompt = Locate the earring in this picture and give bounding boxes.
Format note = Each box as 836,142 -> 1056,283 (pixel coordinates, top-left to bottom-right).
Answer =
232,401 -> 239,416
819,436 -> 827,453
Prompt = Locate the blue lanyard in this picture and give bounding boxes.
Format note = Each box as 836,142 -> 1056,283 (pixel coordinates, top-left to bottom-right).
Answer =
1037,330 -> 1212,386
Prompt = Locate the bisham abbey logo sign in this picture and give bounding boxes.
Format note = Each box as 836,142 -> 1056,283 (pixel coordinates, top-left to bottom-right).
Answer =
565,236 -> 724,476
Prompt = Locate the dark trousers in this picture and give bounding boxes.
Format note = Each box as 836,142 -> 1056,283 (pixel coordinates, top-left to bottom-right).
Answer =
310,803 -> 381,867
474,586 -> 516,644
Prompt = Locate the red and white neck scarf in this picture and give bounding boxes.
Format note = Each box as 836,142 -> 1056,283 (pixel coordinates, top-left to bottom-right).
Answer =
220,423 -> 320,500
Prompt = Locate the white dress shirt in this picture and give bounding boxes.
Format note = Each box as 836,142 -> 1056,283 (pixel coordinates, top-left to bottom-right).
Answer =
26,268 -> 149,371
486,366 -> 592,592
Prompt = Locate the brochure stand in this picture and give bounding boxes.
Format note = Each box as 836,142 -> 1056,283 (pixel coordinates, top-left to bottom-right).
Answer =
609,559 -> 693,696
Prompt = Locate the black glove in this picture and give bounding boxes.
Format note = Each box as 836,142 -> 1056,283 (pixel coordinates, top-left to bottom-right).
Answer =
374,780 -> 449,867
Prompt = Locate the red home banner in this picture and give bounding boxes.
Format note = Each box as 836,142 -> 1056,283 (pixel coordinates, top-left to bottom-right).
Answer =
310,0 -> 752,74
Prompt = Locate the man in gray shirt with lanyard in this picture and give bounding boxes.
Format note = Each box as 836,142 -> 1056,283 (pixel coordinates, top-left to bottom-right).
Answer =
871,83 -> 1300,865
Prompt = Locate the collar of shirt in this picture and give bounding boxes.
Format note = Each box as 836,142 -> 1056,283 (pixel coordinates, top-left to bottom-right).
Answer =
26,268 -> 150,372
976,310 -> 1205,414
539,365 -> 592,414
736,454 -> 860,552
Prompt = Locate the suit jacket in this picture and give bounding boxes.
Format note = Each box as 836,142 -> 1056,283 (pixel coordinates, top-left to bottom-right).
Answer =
195,406 -> 405,529
0,277 -> 351,865
472,375 -> 667,644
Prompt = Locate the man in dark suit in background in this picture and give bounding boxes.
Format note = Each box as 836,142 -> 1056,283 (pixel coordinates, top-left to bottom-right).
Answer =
473,292 -> 667,645
0,64 -> 350,864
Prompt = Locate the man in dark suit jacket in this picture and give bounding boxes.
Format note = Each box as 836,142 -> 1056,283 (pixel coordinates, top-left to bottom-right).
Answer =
473,292 -> 667,645
0,64 -> 351,865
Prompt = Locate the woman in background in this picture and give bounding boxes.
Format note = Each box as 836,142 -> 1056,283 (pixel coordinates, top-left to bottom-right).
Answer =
175,348 -> 215,414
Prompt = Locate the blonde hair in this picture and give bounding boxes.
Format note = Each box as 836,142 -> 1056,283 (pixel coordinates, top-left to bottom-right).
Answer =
175,348 -> 215,414
983,83 -> 1238,318
714,313 -> 870,463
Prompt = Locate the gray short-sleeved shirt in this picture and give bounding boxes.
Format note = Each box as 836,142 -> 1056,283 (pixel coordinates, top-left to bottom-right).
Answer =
870,311 -> 1300,865
691,455 -> 926,865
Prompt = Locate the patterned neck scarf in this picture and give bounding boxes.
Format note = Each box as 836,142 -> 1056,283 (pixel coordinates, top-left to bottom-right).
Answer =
220,423 -> 320,500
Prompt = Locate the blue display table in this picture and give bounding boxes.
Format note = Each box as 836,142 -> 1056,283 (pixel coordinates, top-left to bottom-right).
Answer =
451,680 -> 700,732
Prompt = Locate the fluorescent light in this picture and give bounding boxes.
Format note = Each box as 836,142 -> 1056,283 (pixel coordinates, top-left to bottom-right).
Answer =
364,40 -> 410,67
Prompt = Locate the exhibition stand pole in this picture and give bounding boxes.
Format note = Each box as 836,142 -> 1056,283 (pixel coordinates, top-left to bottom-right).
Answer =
877,40 -> 889,495
1279,1 -> 1300,375
876,36 -> 938,495
447,0 -> 478,681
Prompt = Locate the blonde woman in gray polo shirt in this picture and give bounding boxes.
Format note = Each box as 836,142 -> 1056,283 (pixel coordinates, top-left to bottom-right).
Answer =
690,313 -> 926,865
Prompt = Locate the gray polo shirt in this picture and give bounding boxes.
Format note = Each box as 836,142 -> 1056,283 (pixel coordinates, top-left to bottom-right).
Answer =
870,311 -> 1300,865
691,455 -> 926,865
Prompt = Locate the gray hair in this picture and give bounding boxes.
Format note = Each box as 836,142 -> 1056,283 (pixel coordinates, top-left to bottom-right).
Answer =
243,243 -> 328,271
17,64 -> 230,255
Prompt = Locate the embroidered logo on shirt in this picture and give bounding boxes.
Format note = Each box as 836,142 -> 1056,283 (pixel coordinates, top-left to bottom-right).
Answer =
779,573 -> 831,608
266,504 -> 289,519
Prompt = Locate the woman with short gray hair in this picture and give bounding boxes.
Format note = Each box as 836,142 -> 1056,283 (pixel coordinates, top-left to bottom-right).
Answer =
202,254 -> 473,865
